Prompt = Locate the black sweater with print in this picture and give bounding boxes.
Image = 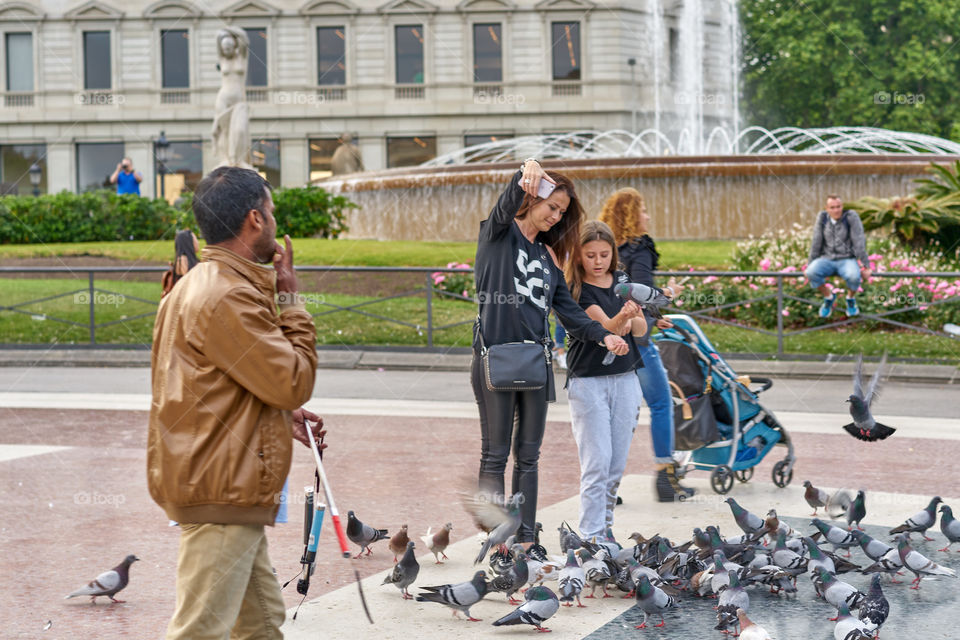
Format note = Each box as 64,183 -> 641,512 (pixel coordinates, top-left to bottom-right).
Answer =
473,170 -> 611,351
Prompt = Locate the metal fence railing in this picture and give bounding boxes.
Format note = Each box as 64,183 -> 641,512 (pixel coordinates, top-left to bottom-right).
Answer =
1,266 -> 958,356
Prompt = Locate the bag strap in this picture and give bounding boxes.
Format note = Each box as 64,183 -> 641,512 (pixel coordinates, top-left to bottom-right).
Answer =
667,380 -> 693,420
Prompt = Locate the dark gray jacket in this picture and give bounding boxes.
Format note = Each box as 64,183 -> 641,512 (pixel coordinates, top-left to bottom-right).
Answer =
808,210 -> 869,265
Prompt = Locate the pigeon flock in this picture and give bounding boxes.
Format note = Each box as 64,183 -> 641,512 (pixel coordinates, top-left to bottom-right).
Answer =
361,488 -> 960,636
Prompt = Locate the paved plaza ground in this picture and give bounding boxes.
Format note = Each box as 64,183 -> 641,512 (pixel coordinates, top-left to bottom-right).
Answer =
1,365 -> 958,639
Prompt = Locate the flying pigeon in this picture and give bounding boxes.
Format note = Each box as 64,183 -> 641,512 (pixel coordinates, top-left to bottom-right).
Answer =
461,491 -> 522,564
65,555 -> 139,603
889,496 -> 943,541
896,533 -> 958,589
833,602 -> 873,640
843,353 -> 896,441
857,575 -> 889,636
633,575 -> 678,629
726,497 -> 766,537
346,510 -> 388,558
421,523 -> 453,564
803,480 -> 831,516
381,540 -> 420,599
737,608 -> 772,640
939,505 -> 960,552
415,570 -> 489,621
558,549 -> 586,608
388,524 -> 410,562
491,585 -> 560,633
845,490 -> 866,530
715,572 -> 749,634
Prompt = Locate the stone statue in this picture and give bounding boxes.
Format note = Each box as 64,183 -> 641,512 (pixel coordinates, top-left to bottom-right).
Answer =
212,27 -> 252,169
331,132 -> 364,175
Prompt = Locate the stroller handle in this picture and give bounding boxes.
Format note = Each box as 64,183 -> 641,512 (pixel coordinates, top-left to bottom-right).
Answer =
747,376 -> 774,393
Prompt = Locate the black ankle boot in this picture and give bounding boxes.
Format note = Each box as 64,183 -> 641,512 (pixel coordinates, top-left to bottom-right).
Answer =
655,467 -> 679,502
668,463 -> 696,498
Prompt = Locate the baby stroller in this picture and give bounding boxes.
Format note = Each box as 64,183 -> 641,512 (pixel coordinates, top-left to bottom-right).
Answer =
652,314 -> 796,495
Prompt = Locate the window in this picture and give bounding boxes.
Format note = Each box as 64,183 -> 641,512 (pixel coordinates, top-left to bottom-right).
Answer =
83,31 -> 111,90
386,136 -> 435,168
317,27 -> 346,86
395,25 -> 424,84
5,33 -> 33,91
550,22 -> 580,81
251,138 -> 280,186
309,138 -> 341,181
161,30 -> 189,88
156,140 -> 202,204
0,144 -> 46,195
472,24 -> 501,83
76,142 -> 123,192
245,28 -> 267,87
668,28 -> 679,84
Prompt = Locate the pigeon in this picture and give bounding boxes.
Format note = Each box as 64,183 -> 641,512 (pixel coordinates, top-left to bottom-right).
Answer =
381,540 -> 419,599
421,523 -> 453,564
763,508 -> 796,542
846,490 -> 866,530
817,569 -> 865,615
833,602 -> 873,640
843,353 -> 896,441
388,524 -> 410,562
489,553 -> 528,604
804,480 -> 831,516
849,529 -> 892,562
715,572 -> 749,634
939,505 -> 960,552
461,491 -> 522,564
578,547 -> 615,598
633,575 -> 678,629
346,511 -> 389,558
804,536 -> 838,578
491,585 -> 560,632
726,497 -> 766,537
772,531 -> 807,576
65,555 -> 139,603
889,496 -> 942,541
896,533 -> 958,589
811,518 -> 857,556
737,608 -> 772,640
558,521 -> 583,553
415,570 -> 489,621
861,546 -> 905,583
858,575 -> 889,636
558,549 -> 586,608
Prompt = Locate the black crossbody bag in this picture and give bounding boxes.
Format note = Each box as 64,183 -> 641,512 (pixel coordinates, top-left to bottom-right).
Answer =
477,315 -> 552,391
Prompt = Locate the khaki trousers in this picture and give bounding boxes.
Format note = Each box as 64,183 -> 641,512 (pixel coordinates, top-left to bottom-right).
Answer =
166,523 -> 285,640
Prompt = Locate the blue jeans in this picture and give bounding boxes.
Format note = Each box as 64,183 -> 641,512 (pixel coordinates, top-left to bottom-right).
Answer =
635,342 -> 674,464
805,257 -> 861,293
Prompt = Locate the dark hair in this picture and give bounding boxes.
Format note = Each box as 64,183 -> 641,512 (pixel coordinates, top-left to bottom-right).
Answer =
514,170 -> 583,266
192,166 -> 271,244
174,229 -> 198,271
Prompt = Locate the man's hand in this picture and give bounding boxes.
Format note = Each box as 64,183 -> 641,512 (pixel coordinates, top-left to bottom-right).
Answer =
291,408 -> 326,449
656,317 -> 674,330
862,267 -> 873,280
602,334 -> 630,356
274,234 -> 298,294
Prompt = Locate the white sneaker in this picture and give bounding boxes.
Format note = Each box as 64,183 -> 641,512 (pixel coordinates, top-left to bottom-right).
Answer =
556,352 -> 567,371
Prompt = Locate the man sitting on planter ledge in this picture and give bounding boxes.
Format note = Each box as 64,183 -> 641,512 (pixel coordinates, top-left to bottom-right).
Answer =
805,194 -> 872,317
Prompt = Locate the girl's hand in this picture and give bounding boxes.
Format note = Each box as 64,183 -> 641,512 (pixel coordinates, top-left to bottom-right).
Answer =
656,317 -> 674,330
602,334 -> 630,356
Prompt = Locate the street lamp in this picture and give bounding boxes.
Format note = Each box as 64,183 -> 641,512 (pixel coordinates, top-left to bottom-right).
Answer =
156,131 -> 171,200
28,162 -> 42,197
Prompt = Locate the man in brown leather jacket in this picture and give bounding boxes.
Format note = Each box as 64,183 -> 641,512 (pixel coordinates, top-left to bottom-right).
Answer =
148,166 -> 320,639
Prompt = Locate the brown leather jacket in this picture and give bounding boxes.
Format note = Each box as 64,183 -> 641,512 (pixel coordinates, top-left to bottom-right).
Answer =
147,245 -> 318,525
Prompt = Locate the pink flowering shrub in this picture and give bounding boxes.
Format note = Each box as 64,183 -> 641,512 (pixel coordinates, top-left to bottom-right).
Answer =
431,261 -> 475,300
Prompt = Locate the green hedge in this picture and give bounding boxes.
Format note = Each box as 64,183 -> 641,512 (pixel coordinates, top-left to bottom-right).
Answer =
0,186 -> 355,244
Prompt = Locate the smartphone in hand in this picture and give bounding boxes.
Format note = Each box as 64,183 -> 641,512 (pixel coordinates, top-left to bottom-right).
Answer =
519,175 -> 557,199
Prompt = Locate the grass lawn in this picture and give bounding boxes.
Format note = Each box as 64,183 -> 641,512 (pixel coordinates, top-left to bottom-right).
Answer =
0,238 -> 737,270
2,277 -> 956,361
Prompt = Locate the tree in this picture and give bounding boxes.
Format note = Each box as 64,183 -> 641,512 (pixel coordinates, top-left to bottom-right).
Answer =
740,0 -> 960,140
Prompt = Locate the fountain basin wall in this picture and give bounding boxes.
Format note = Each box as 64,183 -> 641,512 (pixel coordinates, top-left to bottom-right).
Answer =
318,155 -> 956,241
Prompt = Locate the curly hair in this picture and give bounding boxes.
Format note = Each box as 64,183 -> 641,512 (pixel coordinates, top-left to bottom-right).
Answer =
598,187 -> 645,247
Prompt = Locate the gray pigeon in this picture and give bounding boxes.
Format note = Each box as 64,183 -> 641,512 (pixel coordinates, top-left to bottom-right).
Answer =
488,553 -> 528,604
772,531 -> 807,576
889,496 -> 942,541
843,352 -> 896,441
461,491 -> 522,565
833,602 -> 872,640
861,546 -> 905,583
726,497 -> 766,537
849,529 -> 892,562
817,569 -> 864,614
633,575 -> 677,629
558,549 -> 586,608
579,547 -> 615,598
845,490 -> 866,530
896,533 -> 958,589
716,572 -> 749,635
65,555 -> 139,603
346,510 -> 388,558
381,540 -> 419,599
811,518 -> 857,556
415,570 -> 489,621
857,575 -> 889,636
558,521 -> 583,553
940,505 -> 960,552
491,585 -> 559,632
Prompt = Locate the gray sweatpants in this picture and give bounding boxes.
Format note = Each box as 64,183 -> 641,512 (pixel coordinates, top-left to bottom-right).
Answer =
567,371 -> 642,540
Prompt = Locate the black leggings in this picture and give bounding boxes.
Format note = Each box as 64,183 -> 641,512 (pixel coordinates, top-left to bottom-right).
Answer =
471,354 -> 549,543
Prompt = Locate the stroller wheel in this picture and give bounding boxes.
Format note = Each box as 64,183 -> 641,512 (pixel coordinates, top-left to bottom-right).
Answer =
734,468 -> 754,483
710,465 -> 734,495
772,460 -> 793,488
